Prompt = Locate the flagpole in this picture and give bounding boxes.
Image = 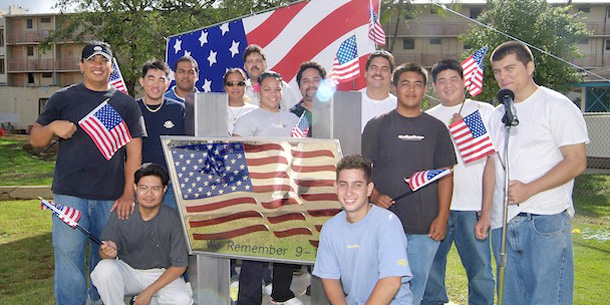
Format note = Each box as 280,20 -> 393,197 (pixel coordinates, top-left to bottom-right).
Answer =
497,117 -> 515,305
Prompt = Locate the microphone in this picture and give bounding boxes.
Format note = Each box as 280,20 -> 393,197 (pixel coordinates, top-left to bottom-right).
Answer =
497,88 -> 519,127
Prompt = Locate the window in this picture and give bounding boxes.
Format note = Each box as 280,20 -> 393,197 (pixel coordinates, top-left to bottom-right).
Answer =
41,17 -> 51,23
578,39 -> 589,45
606,39 -> 610,50
430,8 -> 437,14
607,7 -> 610,18
28,73 -> 35,84
470,7 -> 482,19
39,98 -> 49,115
463,43 -> 472,50
27,19 -> 33,29
42,72 -> 52,78
430,38 -> 442,45
0,29 -> 4,47
27,46 -> 34,56
403,38 -> 415,50
0,59 -> 4,74
578,7 -> 590,13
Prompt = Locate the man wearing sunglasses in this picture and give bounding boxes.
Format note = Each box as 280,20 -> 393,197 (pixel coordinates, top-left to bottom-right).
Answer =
136,60 -> 185,210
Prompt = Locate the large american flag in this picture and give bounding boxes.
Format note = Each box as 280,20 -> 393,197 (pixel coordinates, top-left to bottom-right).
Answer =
109,58 -> 128,94
449,109 -> 495,164
291,112 -> 310,138
78,100 -> 132,160
368,0 -> 385,45
41,198 -> 82,228
405,168 -> 452,192
328,35 -> 360,84
166,139 -> 342,261
165,0 -> 377,95
461,46 -> 488,97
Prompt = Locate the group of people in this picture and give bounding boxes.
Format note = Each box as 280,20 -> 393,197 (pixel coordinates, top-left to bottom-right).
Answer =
30,38 -> 587,305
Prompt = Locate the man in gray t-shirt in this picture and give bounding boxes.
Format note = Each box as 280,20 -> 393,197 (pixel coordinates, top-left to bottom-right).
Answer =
362,63 -> 456,305
91,163 -> 192,305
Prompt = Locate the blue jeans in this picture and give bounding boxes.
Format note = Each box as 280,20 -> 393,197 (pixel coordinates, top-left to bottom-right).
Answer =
422,211 -> 494,305
163,186 -> 178,210
406,234 -> 440,305
492,211 -> 574,305
52,194 -> 114,305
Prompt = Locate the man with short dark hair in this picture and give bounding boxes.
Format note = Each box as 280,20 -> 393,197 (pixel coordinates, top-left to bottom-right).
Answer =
362,62 -> 457,305
243,44 -> 299,109
137,60 -> 185,210
313,154 -> 413,305
30,41 -> 146,305
165,56 -> 199,103
487,41 -> 588,305
289,61 -> 327,137
91,163 -> 192,305
360,50 -> 397,132
422,59 -> 495,305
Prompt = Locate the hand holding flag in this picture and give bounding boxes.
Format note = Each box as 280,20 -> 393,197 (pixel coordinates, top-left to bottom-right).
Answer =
405,168 -> 452,192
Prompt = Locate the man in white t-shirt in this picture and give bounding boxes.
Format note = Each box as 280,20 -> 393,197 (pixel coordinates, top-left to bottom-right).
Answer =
487,41 -> 588,305
242,44 -> 299,110
422,59 -> 495,305
360,50 -> 397,132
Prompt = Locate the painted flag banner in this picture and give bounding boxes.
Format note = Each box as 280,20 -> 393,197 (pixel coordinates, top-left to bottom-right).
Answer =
162,137 -> 342,263
291,112 -> 310,138
109,58 -> 128,94
328,35 -> 360,84
404,169 -> 452,192
78,99 -> 132,160
165,0 -> 377,95
461,46 -> 488,97
40,198 -> 81,228
368,0 -> 385,45
449,109 -> 495,164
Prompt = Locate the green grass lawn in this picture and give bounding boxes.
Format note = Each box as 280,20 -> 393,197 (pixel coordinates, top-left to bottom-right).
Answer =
0,135 -> 55,186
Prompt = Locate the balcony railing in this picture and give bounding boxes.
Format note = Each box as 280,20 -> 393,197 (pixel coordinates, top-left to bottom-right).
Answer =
6,31 -> 51,44
7,58 -> 80,72
394,53 -> 463,67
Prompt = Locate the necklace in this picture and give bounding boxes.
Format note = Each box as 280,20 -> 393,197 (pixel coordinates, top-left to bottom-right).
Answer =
229,105 -> 246,123
143,99 -> 164,113
272,111 -> 285,128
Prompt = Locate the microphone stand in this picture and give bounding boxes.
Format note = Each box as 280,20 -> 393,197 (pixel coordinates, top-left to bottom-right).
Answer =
497,114 -> 513,305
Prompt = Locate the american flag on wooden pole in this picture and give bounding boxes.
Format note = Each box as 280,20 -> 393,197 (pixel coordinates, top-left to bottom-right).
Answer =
449,109 -> 495,164
328,35 -> 360,84
291,112 -> 310,138
78,99 -> 132,160
404,168 -> 452,192
461,46 -> 488,97
368,0 -> 385,45
109,57 -> 128,94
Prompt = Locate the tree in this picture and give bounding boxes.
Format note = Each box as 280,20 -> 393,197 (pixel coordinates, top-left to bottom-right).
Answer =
380,0 -> 419,53
460,0 -> 589,101
41,0 -> 292,94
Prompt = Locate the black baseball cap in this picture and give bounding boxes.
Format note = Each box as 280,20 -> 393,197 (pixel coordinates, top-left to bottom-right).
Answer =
81,42 -> 113,61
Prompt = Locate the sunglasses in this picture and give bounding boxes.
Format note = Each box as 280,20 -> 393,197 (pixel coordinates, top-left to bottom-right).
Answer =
225,81 -> 246,87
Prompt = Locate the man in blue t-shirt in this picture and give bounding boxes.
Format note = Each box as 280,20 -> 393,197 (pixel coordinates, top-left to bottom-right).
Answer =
313,155 -> 413,305
164,56 -> 199,103
30,41 -> 146,305
137,60 -> 185,210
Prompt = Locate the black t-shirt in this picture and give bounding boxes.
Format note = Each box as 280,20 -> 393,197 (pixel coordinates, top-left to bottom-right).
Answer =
37,83 -> 146,200
136,98 -> 185,170
362,110 -> 456,234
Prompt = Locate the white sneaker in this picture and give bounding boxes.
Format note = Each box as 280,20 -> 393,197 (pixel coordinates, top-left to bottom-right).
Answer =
263,283 -> 273,295
271,297 -> 304,305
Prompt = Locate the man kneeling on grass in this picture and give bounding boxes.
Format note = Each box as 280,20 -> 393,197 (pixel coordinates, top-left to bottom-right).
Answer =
313,155 -> 413,305
91,163 -> 192,305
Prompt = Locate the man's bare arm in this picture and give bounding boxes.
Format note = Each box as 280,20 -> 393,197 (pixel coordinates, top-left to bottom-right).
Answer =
364,276 -> 402,305
321,278 -> 348,305
429,172 -> 452,241
475,156 -> 495,239
29,121 -> 77,147
110,138 -> 142,219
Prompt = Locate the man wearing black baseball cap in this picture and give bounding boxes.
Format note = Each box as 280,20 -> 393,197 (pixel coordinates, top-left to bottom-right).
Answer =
30,41 -> 146,305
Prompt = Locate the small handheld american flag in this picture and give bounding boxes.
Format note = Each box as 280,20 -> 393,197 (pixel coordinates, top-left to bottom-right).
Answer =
368,0 -> 385,45
291,112 -> 310,138
40,197 -> 103,245
449,109 -> 495,164
461,46 -> 488,97
328,35 -> 360,84
78,99 -> 132,160
109,57 -> 128,94
404,168 -> 452,192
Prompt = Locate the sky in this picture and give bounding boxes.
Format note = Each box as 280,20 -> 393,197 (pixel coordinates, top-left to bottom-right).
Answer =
2,0 -> 58,14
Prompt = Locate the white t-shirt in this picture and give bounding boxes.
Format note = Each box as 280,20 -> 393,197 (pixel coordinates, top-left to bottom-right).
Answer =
245,79 -> 300,110
488,86 -> 589,229
427,99 -> 495,211
232,108 -> 300,137
227,103 -> 258,135
360,88 -> 397,132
